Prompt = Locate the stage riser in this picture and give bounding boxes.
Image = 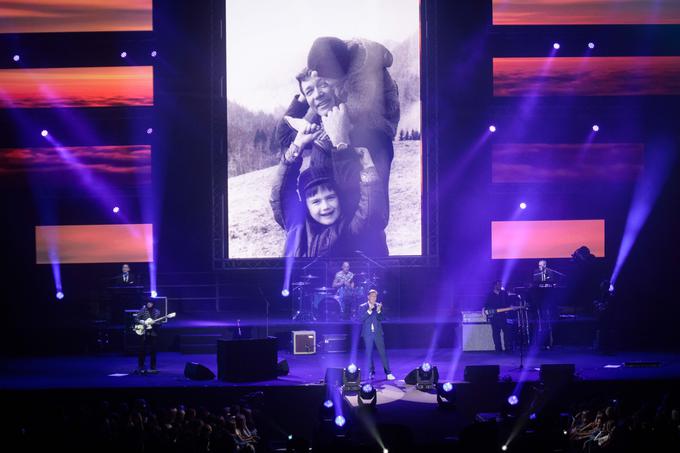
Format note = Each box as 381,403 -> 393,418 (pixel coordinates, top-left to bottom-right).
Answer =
6,318 -> 598,355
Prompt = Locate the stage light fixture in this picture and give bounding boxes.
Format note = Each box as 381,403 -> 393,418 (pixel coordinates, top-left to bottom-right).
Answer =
342,363 -> 361,392
502,445 -> 508,451
588,42 -> 595,49
416,362 -> 437,390
358,383 -> 377,408
489,125 -> 497,133
281,289 -> 290,297
151,50 -> 157,57
320,399 -> 334,422
529,412 -> 537,420
41,130 -> 49,137
334,415 -> 346,427
120,51 -> 127,58
151,290 -> 158,298
608,283 -> 614,293
436,382 -> 456,408
507,395 -> 519,406
553,42 -> 560,50
112,206 -> 120,213
592,124 -> 600,132
519,202 -> 527,210
146,127 -> 153,134
13,54 -> 20,62
56,291 -> 64,300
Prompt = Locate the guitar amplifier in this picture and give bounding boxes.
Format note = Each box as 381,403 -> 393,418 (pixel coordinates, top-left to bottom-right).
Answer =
462,310 -> 486,323
461,310 -> 502,352
322,334 -> 348,353
292,330 -> 316,355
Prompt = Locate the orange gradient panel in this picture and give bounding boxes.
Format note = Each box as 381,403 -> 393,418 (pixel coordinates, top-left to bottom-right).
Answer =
36,224 -> 153,264
0,66 -> 153,108
493,0 -> 680,25
492,220 -> 604,259
494,57 -> 680,96
0,0 -> 152,33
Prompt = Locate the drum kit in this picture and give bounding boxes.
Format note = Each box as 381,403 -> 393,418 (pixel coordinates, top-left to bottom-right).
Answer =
291,272 -> 381,322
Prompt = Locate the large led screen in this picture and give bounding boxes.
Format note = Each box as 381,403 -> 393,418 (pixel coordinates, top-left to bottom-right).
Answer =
225,0 -> 422,259
0,145 -> 151,190
494,57 -> 680,97
36,224 -> 153,264
493,0 -> 680,25
0,66 -> 153,109
0,0 -> 153,34
492,219 -> 605,259
492,143 -> 644,184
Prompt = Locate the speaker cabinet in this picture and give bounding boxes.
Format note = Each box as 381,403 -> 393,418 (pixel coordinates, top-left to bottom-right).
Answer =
184,362 -> 215,381
464,365 -> 500,384
462,323 -> 504,351
539,363 -> 575,384
217,337 -> 278,382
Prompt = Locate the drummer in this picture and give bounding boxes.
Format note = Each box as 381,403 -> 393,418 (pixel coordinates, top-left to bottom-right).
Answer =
332,262 -> 354,315
333,262 -> 354,289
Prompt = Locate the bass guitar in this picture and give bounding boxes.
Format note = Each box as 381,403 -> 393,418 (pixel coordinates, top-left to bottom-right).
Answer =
483,306 -> 524,320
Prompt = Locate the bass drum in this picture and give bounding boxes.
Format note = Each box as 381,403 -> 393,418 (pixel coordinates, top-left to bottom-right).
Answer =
313,296 -> 342,322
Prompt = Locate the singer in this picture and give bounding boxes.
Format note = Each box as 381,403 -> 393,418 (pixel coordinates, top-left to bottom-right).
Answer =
359,289 -> 395,381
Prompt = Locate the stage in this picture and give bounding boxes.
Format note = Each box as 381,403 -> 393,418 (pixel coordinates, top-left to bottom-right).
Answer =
3,347 -> 680,391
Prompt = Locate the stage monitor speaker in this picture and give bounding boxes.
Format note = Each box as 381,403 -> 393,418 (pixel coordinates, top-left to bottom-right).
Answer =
464,365 -> 500,384
539,364 -> 575,385
404,366 -> 439,385
217,337 -> 278,382
184,362 -> 215,381
325,367 -> 344,387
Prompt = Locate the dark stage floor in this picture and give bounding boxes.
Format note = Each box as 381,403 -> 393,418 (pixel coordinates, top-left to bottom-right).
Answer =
3,347 -> 680,391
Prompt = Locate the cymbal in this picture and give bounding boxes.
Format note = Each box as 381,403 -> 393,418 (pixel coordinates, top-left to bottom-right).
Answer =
291,281 -> 310,286
300,274 -> 319,279
315,287 -> 335,292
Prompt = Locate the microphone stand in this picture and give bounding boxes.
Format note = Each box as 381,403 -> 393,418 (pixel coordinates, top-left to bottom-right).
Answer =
545,267 -> 566,277
257,285 -> 270,338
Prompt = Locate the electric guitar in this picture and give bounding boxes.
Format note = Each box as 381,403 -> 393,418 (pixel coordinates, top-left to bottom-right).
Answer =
133,312 -> 176,335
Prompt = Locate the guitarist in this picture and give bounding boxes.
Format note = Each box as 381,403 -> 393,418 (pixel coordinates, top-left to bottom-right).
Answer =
484,281 -> 515,353
135,298 -> 161,374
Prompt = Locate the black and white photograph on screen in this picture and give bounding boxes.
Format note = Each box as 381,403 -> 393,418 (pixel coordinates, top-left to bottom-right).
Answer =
226,0 -> 421,259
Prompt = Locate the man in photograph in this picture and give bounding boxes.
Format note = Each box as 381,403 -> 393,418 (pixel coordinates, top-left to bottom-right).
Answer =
273,37 -> 399,256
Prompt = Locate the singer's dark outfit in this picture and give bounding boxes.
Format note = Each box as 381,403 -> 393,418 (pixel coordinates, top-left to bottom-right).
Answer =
115,272 -> 135,286
136,305 -> 161,371
359,303 -> 391,375
531,269 -> 558,348
484,290 -> 515,352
